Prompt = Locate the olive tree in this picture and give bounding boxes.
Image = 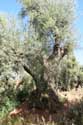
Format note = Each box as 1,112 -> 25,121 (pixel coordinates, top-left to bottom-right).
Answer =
17,0 -> 77,91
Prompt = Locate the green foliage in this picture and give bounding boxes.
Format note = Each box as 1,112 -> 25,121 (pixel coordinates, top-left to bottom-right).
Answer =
67,100 -> 83,125
59,56 -> 80,89
0,97 -> 17,119
19,0 -> 76,54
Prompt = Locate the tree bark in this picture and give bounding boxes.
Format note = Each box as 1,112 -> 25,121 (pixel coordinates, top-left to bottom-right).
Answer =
23,64 -> 37,84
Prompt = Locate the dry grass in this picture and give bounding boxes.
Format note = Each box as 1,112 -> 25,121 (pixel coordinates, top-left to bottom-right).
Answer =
58,87 -> 83,103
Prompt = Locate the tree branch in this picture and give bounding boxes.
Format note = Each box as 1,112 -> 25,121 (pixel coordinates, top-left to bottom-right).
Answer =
22,64 -> 37,84
47,35 -> 60,60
